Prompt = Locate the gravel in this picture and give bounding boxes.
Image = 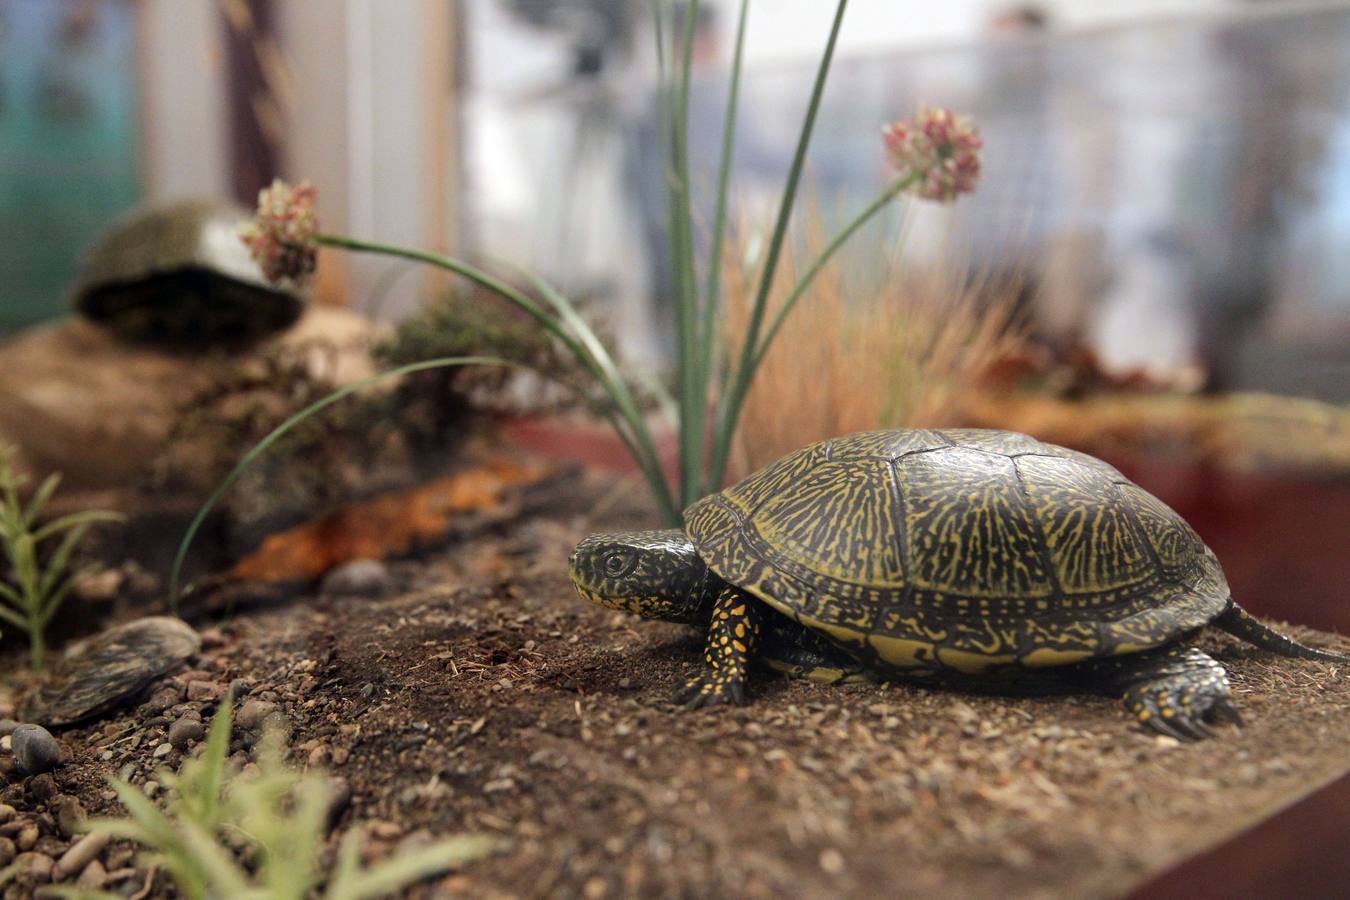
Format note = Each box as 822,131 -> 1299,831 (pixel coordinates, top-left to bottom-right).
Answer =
167,717 -> 205,750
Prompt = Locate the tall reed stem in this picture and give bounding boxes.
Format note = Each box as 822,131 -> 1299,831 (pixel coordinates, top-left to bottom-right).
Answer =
706,0 -> 850,493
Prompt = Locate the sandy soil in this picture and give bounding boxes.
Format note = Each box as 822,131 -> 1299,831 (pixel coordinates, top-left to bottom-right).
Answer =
3,472 -> 1349,899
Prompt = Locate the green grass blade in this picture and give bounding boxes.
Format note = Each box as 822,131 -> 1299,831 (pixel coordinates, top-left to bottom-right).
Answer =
174,817 -> 253,899
651,0 -> 668,83
630,365 -> 678,431
671,0 -> 703,505
38,570 -> 83,628
167,356 -> 518,609
329,827 -> 367,894
695,0 -> 750,471
37,522 -> 92,602
191,695 -> 234,828
326,835 -> 498,900
509,265 -> 679,519
12,533 -> 39,611
30,510 -> 123,544
0,603 -> 27,629
0,580 -> 22,605
23,473 -> 61,528
106,779 -> 180,848
316,234 -> 682,523
708,0 -> 850,490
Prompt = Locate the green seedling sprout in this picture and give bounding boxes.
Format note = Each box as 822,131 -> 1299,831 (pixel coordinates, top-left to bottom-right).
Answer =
37,698 -> 495,900
0,446 -> 123,670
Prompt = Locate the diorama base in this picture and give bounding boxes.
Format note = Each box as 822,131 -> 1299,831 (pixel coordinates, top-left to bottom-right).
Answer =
3,470 -> 1345,898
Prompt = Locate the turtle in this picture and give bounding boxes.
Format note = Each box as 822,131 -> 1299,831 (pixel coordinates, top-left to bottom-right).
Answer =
569,428 -> 1348,739
73,198 -> 304,347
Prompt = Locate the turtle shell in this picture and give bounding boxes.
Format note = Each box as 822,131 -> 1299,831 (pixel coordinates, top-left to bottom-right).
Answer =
684,429 -> 1230,674
73,198 -> 304,347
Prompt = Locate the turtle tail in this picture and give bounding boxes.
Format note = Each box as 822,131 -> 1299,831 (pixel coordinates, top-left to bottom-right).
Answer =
1213,601 -> 1350,663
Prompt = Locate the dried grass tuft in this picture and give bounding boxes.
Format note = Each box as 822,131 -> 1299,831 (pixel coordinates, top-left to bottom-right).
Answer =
724,207 -> 1028,472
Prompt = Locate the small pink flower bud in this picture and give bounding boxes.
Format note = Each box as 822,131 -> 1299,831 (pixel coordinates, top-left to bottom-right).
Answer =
239,178 -> 319,284
882,106 -> 982,203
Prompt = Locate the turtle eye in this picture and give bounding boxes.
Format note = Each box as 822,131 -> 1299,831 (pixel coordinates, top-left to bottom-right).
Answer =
603,551 -> 636,578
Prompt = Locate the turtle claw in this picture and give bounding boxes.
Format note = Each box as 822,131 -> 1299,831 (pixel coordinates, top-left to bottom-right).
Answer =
1124,669 -> 1240,741
1210,697 -> 1244,727
674,672 -> 746,709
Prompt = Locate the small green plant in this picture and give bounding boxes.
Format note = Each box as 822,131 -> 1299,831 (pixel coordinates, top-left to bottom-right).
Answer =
43,698 -> 494,900
0,447 -> 123,670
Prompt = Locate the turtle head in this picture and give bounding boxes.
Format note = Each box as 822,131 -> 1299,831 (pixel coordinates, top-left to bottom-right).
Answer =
568,529 -> 712,624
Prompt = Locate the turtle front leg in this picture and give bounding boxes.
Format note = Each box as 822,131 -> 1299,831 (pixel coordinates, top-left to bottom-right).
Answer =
1085,645 -> 1243,740
673,587 -> 763,709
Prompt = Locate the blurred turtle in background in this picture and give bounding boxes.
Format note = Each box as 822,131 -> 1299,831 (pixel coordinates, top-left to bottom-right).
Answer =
73,198 -> 305,347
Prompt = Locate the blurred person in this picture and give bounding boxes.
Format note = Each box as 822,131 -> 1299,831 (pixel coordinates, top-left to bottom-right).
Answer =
1189,2 -> 1340,393
966,4 -> 1058,292
1083,21 -> 1216,383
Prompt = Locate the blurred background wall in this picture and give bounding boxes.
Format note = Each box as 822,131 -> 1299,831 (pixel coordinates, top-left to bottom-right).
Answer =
2,0 -> 1348,400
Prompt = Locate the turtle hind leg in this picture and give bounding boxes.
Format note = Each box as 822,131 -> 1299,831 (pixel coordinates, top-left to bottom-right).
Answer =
1083,646 -> 1242,741
1213,602 -> 1350,663
757,609 -> 870,684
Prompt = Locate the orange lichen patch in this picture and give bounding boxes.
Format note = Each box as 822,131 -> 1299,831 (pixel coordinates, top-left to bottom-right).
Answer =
229,461 -> 554,583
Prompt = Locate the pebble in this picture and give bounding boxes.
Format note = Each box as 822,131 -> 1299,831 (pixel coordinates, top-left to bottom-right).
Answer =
0,720 -> 18,737
104,846 -> 134,871
819,848 -> 846,875
153,742 -> 174,758
370,820 -> 402,840
14,851 -> 54,883
236,699 -> 279,730
77,859 -> 108,890
54,795 -> 85,838
11,724 -> 62,776
56,832 -> 110,879
168,717 -> 206,750
0,836 -> 13,866
187,680 -> 225,702
320,559 -> 395,597
143,685 -> 183,714
16,823 -> 38,851
27,774 -> 58,803
35,835 -> 65,857
0,805 -> 12,824
325,777 -> 352,828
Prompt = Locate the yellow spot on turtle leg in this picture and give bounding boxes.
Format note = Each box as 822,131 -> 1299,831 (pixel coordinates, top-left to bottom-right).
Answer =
681,588 -> 762,709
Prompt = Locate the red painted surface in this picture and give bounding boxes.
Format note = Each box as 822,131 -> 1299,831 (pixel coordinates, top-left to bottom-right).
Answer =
1109,454 -> 1350,636
500,417 -> 680,483
1128,774 -> 1350,900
